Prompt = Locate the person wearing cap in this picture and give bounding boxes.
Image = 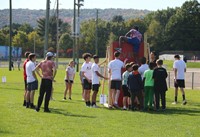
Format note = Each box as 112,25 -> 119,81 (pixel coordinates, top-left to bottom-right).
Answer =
34,52 -> 57,112
91,55 -> 108,108
108,51 -> 128,108
119,26 -> 142,63
172,54 -> 187,105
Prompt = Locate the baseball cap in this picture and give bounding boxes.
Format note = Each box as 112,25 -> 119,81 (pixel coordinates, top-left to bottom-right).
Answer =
46,52 -> 54,57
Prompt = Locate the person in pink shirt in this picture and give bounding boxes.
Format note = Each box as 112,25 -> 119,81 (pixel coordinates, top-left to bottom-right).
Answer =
119,26 -> 142,63
34,52 -> 57,113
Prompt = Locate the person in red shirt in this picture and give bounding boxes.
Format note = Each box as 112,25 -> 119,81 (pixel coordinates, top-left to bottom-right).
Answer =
35,52 -> 57,113
23,52 -> 31,106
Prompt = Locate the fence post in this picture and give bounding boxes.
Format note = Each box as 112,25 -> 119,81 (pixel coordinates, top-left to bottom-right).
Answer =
168,72 -> 170,88
192,72 -> 194,90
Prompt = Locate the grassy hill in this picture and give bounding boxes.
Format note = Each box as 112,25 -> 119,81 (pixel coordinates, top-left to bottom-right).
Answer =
0,8 -> 151,28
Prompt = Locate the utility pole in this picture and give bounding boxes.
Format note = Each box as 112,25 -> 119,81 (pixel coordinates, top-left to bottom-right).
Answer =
73,0 -> 76,62
95,9 -> 98,55
56,0 -> 59,68
9,0 -> 12,71
44,0 -> 50,58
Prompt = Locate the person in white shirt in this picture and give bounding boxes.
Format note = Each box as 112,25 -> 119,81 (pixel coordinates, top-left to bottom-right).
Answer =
138,57 -> 149,80
81,53 -> 93,107
63,60 -> 75,100
172,54 -> 187,105
91,55 -> 108,108
108,51 -> 128,108
25,53 -> 38,109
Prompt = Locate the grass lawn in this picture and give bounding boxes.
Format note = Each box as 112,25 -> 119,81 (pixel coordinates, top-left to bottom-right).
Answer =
0,68 -> 200,137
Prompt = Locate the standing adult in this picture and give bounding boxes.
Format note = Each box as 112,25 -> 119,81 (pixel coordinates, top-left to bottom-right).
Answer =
35,52 -> 57,112
119,26 -> 142,63
26,53 -> 38,108
172,55 -> 187,105
108,51 -> 127,108
22,52 -> 31,106
17,58 -> 21,71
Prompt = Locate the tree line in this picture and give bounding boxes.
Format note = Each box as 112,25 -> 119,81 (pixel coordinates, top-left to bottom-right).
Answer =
0,0 -> 199,58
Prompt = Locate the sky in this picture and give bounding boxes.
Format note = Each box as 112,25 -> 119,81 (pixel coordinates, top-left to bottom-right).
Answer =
0,0 -> 198,11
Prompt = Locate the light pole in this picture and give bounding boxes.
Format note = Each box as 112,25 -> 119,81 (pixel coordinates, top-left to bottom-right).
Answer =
95,9 -> 98,55
76,0 -> 84,72
9,0 -> 12,71
56,0 -> 60,68
44,0 -> 50,58
73,0 -> 76,62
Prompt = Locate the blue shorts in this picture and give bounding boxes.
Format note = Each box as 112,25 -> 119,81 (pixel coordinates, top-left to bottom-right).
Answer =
127,37 -> 140,53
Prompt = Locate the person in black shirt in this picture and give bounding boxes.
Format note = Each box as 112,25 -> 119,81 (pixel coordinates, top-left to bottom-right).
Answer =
153,59 -> 168,111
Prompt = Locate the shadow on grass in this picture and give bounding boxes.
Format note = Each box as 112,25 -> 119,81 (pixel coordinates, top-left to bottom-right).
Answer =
0,130 -> 14,135
146,107 -> 200,116
50,108 -> 96,118
0,86 -> 22,91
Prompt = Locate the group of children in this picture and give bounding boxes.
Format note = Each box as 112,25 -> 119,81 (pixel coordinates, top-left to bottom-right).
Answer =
63,51 -> 168,111
122,56 -> 168,111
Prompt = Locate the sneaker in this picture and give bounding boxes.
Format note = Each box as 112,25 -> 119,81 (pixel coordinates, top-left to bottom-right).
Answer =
172,101 -> 177,105
63,97 -> 66,101
35,107 -> 40,112
108,105 -> 113,109
69,97 -> 72,100
92,104 -> 98,108
44,109 -> 51,113
50,97 -> 55,101
30,104 -> 36,109
113,103 -> 119,108
182,100 -> 187,105
23,101 -> 26,106
122,106 -> 127,110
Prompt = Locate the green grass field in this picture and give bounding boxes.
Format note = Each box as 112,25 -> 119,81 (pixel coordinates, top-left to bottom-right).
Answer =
0,68 -> 200,137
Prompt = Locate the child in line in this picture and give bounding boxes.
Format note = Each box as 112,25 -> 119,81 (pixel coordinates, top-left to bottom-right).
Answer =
122,63 -> 132,110
91,55 -> 108,108
63,60 -> 75,100
143,62 -> 155,111
81,53 -> 93,107
127,64 -> 143,111
153,59 -> 168,111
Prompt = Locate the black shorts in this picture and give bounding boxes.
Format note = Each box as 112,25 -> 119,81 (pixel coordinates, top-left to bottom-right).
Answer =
174,80 -> 185,88
92,84 -> 100,92
83,79 -> 92,90
24,80 -> 27,90
65,80 -> 74,84
122,85 -> 130,97
111,80 -> 121,90
27,80 -> 38,91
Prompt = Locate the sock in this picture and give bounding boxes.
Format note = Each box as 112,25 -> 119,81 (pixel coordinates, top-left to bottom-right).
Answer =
182,95 -> 185,101
128,105 -> 131,109
85,102 -> 88,106
92,102 -> 95,106
23,100 -> 26,105
175,96 -> 177,102
88,101 -> 91,106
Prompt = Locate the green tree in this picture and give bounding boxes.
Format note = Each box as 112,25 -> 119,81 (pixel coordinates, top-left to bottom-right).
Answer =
112,15 -> 124,23
12,31 -> 28,50
19,23 -> 33,34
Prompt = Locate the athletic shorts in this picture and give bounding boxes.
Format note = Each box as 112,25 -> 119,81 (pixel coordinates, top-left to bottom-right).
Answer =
174,79 -> 185,88
111,80 -> 121,90
127,37 -> 140,53
92,84 -> 100,92
24,80 -> 27,90
65,80 -> 74,84
83,79 -> 92,90
27,80 -> 38,91
122,85 -> 130,97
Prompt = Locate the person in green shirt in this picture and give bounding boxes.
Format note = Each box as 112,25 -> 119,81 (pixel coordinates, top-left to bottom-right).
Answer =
143,62 -> 155,110
122,64 -> 132,110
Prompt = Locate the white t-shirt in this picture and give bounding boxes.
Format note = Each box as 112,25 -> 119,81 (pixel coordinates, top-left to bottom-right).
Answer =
26,61 -> 36,83
173,59 -> 186,80
138,64 -> 149,79
108,59 -> 124,80
81,62 -> 92,80
65,66 -> 75,81
92,63 -> 100,85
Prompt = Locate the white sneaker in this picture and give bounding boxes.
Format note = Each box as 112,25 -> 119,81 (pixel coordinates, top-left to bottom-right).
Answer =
123,106 -> 127,110
92,104 -> 98,108
182,100 -> 187,105
172,101 -> 177,105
